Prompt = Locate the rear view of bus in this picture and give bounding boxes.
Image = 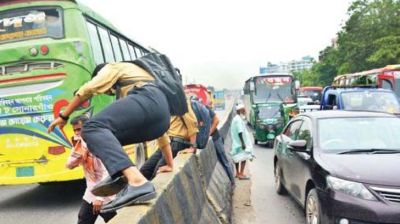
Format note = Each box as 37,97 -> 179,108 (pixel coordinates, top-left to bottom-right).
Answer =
0,0 -> 111,185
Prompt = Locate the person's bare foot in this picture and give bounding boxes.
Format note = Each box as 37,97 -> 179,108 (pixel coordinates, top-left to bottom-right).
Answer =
178,147 -> 196,154
157,165 -> 173,174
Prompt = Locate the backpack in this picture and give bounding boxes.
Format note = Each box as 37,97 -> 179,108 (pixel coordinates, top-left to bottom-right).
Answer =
118,53 -> 188,116
191,100 -> 211,149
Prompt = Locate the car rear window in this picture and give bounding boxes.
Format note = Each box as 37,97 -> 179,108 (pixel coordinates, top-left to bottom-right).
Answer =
0,7 -> 63,44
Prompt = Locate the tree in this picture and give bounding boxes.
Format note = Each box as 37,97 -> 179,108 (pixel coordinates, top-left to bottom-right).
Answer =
337,0 -> 400,73
368,36 -> 400,66
311,0 -> 400,86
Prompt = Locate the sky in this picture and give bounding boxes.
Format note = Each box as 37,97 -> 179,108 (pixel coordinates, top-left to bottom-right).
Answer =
79,0 -> 352,89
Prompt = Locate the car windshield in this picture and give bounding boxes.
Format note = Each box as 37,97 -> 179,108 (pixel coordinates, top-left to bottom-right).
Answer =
318,117 -> 400,153
341,91 -> 400,113
253,76 -> 294,104
258,105 -> 281,119
0,7 -> 63,44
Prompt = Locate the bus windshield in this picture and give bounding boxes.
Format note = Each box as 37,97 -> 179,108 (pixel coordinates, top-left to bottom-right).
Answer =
253,76 -> 294,104
0,7 -> 63,44
259,105 -> 282,119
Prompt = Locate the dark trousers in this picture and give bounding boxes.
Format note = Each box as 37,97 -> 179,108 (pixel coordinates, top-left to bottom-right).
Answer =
82,85 -> 170,177
78,200 -> 116,224
214,136 -> 235,184
140,140 -> 191,180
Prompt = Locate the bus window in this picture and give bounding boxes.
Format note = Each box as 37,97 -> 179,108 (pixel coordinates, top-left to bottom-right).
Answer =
141,48 -> 149,55
120,39 -> 131,60
139,47 -> 147,55
128,44 -> 137,59
110,34 -> 123,61
382,79 -> 393,90
0,7 -> 63,44
98,26 -> 114,62
134,46 -> 143,57
86,22 -> 104,65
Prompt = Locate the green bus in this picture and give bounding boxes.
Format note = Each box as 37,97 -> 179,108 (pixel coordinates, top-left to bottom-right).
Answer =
243,73 -> 299,147
0,0 -> 152,185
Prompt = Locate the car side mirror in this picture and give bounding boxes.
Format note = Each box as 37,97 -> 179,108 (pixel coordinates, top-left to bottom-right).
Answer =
288,140 -> 308,152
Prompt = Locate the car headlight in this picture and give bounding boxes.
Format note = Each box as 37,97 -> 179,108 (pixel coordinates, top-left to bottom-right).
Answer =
326,176 -> 376,201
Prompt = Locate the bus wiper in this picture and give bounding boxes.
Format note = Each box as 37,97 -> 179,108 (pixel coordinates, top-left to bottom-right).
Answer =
277,92 -> 285,102
265,91 -> 272,103
339,149 -> 400,154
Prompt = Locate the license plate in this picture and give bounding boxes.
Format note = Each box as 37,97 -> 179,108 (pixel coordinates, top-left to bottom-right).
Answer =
16,167 -> 34,177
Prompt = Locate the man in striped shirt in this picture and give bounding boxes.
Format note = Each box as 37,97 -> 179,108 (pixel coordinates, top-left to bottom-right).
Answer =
66,115 -> 116,224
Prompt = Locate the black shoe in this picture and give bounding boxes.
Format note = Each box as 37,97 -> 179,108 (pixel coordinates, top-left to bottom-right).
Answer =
100,182 -> 157,213
92,175 -> 127,197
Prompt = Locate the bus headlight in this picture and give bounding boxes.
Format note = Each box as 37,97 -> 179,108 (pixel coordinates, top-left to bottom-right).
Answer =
30,47 -> 38,56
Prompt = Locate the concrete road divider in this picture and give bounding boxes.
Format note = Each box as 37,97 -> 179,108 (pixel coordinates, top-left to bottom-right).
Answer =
110,105 -> 234,224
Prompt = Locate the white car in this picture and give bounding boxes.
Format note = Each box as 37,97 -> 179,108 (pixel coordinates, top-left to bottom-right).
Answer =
298,95 -> 320,112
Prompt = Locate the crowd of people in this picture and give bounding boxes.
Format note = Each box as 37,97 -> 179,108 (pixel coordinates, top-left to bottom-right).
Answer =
47,59 -> 247,224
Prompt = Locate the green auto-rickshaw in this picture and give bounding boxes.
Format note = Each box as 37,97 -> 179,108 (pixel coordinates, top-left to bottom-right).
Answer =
243,73 -> 300,147
251,103 -> 285,147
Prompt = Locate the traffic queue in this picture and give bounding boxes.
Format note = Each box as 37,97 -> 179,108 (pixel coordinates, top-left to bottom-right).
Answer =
243,64 -> 400,224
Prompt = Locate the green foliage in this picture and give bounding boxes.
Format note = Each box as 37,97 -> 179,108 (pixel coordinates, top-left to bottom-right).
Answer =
368,36 -> 400,65
304,0 -> 400,87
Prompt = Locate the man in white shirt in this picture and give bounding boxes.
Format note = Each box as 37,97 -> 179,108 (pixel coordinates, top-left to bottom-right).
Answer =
230,104 -> 254,179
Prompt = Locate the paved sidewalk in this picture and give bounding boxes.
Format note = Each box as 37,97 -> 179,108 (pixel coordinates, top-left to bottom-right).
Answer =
232,167 -> 256,224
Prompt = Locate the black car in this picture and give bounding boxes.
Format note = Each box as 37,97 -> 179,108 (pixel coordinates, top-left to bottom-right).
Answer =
274,110 -> 400,224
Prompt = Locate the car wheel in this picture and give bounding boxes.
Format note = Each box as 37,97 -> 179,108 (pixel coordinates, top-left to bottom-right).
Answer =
274,164 -> 286,195
306,189 -> 321,224
135,143 -> 146,169
254,139 -> 258,145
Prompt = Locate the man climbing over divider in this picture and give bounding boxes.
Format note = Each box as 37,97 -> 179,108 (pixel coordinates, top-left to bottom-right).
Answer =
48,53 -> 186,212
190,95 -> 235,184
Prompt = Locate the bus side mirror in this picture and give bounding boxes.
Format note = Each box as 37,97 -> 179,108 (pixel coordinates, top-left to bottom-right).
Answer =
295,80 -> 300,90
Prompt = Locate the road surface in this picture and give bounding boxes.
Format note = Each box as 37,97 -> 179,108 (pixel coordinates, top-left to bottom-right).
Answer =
249,144 -> 306,223
0,181 -> 98,224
